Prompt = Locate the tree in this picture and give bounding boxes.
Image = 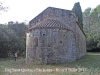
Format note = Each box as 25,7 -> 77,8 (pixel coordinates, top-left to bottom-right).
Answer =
83,4 -> 100,52
0,24 -> 17,58
0,2 -> 8,12
83,7 -> 92,33
0,22 -> 28,58
8,22 -> 28,57
72,2 -> 83,29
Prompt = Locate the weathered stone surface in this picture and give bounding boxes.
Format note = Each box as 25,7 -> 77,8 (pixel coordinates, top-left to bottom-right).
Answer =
26,7 -> 86,64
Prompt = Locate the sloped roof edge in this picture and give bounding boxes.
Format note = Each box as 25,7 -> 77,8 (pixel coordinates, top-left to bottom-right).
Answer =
29,7 -> 72,25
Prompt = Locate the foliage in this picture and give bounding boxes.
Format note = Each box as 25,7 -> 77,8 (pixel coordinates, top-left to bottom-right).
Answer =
72,2 -> 83,29
0,2 -> 8,12
83,4 -> 100,51
0,22 -> 28,58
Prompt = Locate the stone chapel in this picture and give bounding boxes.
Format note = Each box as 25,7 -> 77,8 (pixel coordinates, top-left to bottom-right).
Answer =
26,7 -> 86,64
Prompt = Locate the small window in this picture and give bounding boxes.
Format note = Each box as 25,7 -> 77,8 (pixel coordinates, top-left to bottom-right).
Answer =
63,35 -> 65,36
60,41 -> 62,44
48,45 -> 50,47
43,34 -> 45,36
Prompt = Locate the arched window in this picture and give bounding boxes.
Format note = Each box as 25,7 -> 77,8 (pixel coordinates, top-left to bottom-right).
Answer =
33,37 -> 38,47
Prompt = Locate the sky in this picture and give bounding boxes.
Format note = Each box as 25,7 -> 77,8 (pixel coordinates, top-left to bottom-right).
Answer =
0,0 -> 100,24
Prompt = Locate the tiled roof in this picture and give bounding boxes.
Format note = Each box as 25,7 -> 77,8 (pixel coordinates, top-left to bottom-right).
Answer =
29,19 -> 72,30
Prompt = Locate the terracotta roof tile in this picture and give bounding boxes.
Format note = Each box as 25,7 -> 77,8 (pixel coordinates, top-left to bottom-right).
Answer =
29,19 -> 72,30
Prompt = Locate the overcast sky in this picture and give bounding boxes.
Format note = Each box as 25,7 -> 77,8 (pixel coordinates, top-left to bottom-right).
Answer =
0,0 -> 100,24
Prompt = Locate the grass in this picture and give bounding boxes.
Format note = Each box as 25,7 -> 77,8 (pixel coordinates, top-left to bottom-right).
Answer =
0,53 -> 100,75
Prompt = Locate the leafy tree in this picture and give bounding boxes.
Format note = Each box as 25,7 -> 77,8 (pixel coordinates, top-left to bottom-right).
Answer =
72,2 -> 83,29
0,24 -> 18,58
83,7 -> 92,33
0,2 -> 8,12
0,22 -> 28,58
83,4 -> 100,52
8,22 -> 28,57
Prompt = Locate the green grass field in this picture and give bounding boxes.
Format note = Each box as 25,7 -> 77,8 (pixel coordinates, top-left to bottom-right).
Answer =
0,53 -> 100,75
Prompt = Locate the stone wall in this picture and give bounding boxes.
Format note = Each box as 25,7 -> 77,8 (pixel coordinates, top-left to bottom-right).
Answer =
26,28 -> 77,64
26,7 -> 86,64
75,22 -> 86,59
